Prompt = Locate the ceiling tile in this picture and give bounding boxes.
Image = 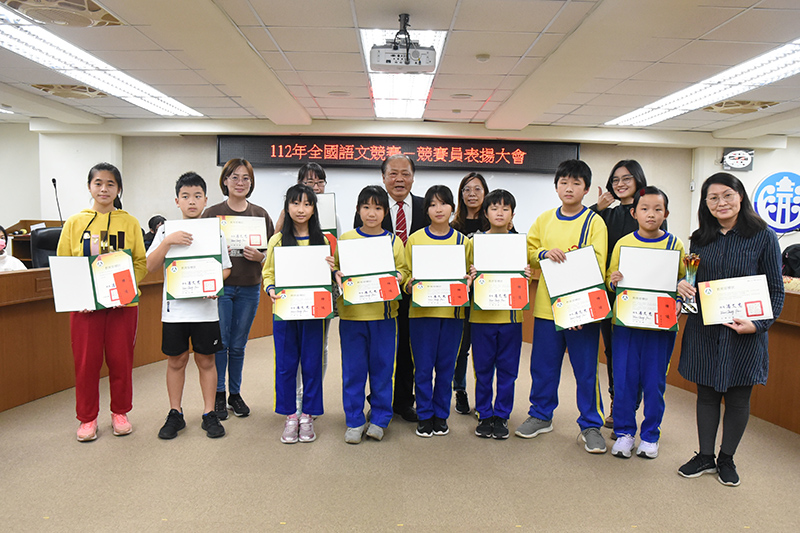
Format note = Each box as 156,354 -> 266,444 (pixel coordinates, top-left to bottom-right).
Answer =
600,61 -> 655,80
526,33 -> 568,59
296,71 -> 369,87
632,62 -> 723,83
45,26 -> 159,52
151,85 -> 226,97
434,74 -> 505,90
703,8 -> 800,43
510,57 -> 544,76
426,99 -> 484,112
322,107 -> 376,118
663,40 -> 776,66
438,55 -> 522,76
622,38 -> 692,62
455,0 -> 566,32
269,27 -> 360,53
312,97 -> 372,108
545,1 -> 597,34
132,70 -> 212,85
92,51 -> 187,70
307,86 -> 371,99
283,52 -> 364,72
445,31 -> 540,58
251,0 -> 353,27
353,0 -> 458,29
238,26 -> 279,52
607,79 -> 689,97
649,6 -> 745,40
216,0 -> 262,26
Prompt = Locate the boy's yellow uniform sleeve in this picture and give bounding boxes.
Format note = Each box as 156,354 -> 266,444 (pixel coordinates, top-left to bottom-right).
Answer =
527,217 -> 545,268
262,232 -> 283,293
393,235 -> 409,286
606,241 -> 622,291
589,215 -> 608,280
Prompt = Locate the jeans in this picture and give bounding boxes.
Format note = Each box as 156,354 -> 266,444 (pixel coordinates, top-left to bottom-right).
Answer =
216,283 -> 261,394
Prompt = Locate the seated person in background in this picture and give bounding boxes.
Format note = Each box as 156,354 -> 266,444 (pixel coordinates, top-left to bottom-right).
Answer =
0,226 -> 27,272
144,215 -> 166,250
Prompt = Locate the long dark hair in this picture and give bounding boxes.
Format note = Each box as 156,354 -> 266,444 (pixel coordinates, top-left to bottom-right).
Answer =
606,160 -> 647,200
452,172 -> 489,233
88,162 -> 123,209
691,172 -> 766,247
281,184 -> 326,247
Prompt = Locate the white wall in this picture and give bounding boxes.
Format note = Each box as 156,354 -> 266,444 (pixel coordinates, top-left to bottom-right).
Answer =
690,138 -> 800,251
38,133 -> 122,222
0,124 -> 40,227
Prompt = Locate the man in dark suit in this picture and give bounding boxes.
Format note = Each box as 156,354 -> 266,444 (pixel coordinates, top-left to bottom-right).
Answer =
354,154 -> 429,421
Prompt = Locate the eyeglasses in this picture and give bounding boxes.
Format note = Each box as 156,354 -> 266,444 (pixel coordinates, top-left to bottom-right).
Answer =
706,191 -> 738,206
303,179 -> 326,187
462,187 -> 484,195
611,175 -> 634,186
227,176 -> 251,184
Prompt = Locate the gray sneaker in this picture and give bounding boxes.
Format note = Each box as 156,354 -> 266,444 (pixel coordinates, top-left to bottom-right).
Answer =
580,427 -> 607,453
515,416 -> 553,438
344,424 -> 365,444
365,423 -> 384,441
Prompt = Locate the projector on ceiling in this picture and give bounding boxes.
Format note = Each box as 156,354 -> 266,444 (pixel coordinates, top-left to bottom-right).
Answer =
370,44 -> 436,73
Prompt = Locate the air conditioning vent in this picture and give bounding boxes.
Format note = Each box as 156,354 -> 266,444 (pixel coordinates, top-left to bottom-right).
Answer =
702,100 -> 779,114
2,0 -> 120,27
32,84 -> 108,98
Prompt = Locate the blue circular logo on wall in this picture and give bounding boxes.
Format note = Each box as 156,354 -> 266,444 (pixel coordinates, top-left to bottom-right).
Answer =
753,171 -> 800,233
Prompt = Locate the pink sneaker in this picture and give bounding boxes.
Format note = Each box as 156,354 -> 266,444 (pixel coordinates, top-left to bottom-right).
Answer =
77,419 -> 98,442
281,414 -> 299,444
299,413 -> 316,443
111,413 -> 132,436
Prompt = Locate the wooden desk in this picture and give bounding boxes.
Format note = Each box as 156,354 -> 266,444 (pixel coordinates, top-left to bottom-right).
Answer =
0,268 -> 272,413
522,277 -> 800,434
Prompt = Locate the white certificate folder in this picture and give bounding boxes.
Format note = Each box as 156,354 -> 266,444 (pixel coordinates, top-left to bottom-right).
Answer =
412,245 -> 466,280
473,233 -> 527,272
274,245 -> 332,288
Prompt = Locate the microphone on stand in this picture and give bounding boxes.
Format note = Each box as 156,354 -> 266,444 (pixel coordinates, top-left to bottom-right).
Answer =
52,178 -> 64,226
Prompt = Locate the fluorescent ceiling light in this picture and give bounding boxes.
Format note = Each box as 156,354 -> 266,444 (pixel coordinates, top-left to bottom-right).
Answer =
0,5 -> 202,117
606,38 -> 800,127
0,108 -> 13,114
359,29 -> 446,119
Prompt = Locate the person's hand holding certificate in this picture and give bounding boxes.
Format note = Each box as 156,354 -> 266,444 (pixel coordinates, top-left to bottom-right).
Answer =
472,234 -> 529,310
273,245 -> 333,320
337,236 -> 401,305
539,245 -> 610,330
410,244 -> 468,308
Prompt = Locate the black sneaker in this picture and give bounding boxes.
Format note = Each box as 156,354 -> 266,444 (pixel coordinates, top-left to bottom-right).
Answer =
415,418 -> 434,438
492,417 -> 510,439
454,390 -> 470,415
214,391 -> 229,421
202,411 -> 225,438
475,417 -> 493,438
432,416 -> 449,436
678,452 -> 717,478
228,393 -> 250,417
157,409 -> 185,440
717,454 -> 741,487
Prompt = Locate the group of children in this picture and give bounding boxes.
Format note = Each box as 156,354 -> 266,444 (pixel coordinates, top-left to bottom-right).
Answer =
59,158 -> 685,461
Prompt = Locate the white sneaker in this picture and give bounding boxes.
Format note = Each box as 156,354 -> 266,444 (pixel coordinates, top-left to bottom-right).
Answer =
611,434 -> 635,458
344,424 -> 366,444
637,439 -> 659,459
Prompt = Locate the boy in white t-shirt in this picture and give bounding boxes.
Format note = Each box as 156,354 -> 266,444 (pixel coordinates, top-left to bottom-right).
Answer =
146,172 -> 232,439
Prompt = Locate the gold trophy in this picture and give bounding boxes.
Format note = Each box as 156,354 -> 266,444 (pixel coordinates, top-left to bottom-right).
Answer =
681,253 -> 700,314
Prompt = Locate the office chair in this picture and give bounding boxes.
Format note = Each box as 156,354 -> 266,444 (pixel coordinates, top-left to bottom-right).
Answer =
31,227 -> 62,268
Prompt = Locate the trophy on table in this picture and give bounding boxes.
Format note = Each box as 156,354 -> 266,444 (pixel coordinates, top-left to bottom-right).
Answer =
681,253 -> 701,314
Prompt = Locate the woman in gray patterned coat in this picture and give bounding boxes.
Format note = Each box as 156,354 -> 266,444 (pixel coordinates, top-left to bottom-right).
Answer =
676,173 -> 784,487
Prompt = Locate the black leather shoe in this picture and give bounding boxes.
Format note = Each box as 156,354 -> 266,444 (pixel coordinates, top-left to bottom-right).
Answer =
394,406 -> 418,422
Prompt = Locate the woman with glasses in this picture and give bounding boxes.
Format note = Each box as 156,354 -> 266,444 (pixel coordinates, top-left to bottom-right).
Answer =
275,163 -> 328,232
450,172 -> 490,416
590,160 -> 651,429
676,173 -> 783,486
203,158 -> 275,420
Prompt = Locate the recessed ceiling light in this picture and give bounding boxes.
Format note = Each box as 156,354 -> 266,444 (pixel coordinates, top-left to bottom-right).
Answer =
475,54 -> 490,63
0,4 -> 202,117
450,93 -> 472,100
359,28 -> 447,119
327,90 -> 351,97
606,37 -> 800,127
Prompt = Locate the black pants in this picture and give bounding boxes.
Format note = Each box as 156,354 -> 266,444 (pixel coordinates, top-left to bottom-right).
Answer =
393,295 -> 415,411
696,384 -> 753,456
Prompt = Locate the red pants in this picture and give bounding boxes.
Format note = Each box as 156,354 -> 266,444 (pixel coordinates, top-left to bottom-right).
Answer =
70,306 -> 138,422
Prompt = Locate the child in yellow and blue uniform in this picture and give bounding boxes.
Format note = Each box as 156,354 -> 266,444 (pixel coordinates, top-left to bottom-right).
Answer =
607,186 -> 685,459
263,184 -> 333,444
334,186 -> 410,443
406,185 -> 472,438
469,189 -> 529,439
515,159 -> 609,454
